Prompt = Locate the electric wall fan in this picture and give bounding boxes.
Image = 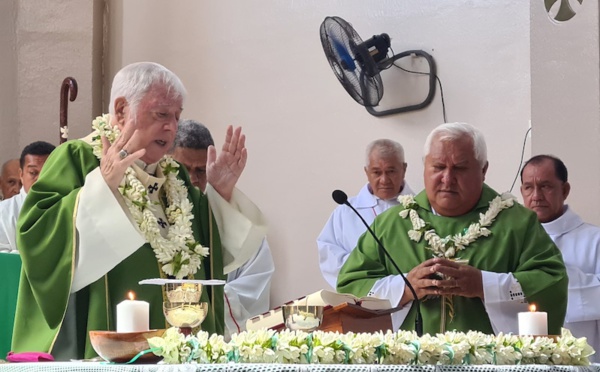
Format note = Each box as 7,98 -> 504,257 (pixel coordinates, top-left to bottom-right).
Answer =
320,16 -> 437,117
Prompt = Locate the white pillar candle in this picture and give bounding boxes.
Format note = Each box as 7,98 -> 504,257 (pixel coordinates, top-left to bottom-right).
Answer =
518,304 -> 548,336
116,291 -> 149,333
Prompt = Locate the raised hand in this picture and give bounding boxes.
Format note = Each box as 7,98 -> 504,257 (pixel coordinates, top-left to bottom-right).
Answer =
206,125 -> 247,201
100,122 -> 145,191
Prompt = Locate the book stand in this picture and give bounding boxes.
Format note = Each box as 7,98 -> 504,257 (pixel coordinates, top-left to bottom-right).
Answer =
318,302 -> 400,333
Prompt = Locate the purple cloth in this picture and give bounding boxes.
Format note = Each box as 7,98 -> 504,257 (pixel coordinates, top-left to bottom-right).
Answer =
6,351 -> 54,362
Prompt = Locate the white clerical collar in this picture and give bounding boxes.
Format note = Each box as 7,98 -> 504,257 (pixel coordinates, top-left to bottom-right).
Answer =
541,205 -> 583,236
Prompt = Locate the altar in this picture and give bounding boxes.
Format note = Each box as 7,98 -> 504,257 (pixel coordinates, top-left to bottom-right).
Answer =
0,363 -> 599,372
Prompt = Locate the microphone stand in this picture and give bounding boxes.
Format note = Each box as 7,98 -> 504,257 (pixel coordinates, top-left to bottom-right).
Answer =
334,191 -> 423,336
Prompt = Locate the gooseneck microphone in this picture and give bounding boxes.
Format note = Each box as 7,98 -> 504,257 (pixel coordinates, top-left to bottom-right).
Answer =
332,189 -> 423,336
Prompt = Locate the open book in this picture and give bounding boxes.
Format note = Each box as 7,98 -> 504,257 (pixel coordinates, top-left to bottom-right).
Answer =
245,289 -> 392,331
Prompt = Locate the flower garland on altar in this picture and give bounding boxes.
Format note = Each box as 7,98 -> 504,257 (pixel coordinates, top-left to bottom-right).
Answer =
147,328 -> 594,365
398,193 -> 515,259
90,114 -> 209,279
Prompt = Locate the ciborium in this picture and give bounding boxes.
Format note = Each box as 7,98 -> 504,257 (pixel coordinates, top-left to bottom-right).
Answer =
162,282 -> 208,336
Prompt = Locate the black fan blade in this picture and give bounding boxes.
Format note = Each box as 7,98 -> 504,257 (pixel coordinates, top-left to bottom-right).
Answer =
320,16 -> 384,107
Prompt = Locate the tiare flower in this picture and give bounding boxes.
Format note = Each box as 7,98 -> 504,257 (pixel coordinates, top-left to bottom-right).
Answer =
147,327 -> 594,366
90,114 -> 208,279
398,193 -> 514,259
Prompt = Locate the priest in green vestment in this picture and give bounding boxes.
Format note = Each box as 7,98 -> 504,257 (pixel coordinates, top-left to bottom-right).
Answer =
337,122 -> 568,336
11,62 -> 267,360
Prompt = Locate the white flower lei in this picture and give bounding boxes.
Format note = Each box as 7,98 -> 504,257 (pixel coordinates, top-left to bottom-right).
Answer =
398,192 -> 516,258
90,114 -> 209,279
147,327 -> 595,365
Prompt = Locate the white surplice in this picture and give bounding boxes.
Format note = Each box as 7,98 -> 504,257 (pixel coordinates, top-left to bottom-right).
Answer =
73,166 -> 268,292
317,183 -> 413,289
224,238 -> 274,337
0,187 -> 26,253
542,205 -> 600,362
53,162 -> 268,359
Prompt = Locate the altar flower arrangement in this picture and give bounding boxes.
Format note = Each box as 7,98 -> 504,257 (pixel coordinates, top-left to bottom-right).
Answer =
147,328 -> 594,365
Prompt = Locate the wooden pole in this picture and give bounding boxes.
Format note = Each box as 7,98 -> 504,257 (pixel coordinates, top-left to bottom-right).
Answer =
59,77 -> 78,144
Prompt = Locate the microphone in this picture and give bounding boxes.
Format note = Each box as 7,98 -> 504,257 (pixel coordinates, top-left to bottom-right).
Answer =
332,189 -> 423,336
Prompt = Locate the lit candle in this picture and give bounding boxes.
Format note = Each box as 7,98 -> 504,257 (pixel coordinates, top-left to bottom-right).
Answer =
518,304 -> 548,336
116,291 -> 149,333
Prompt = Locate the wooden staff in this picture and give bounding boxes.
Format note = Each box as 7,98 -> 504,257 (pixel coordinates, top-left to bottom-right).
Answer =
59,77 -> 78,144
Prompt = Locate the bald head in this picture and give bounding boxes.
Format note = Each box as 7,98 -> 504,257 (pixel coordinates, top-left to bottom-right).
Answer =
1,159 -> 21,199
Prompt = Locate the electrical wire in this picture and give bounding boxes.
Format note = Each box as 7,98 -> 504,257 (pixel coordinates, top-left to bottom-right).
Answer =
385,48 -> 529,194
388,47 -> 447,122
508,126 -> 532,193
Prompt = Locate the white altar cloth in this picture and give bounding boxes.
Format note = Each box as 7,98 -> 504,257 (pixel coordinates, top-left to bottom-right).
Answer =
0,363 -> 599,372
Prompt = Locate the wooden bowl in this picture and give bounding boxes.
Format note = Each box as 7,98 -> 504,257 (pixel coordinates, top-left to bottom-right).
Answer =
89,329 -> 165,363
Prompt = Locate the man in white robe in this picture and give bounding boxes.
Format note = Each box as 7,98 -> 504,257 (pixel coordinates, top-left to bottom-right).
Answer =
521,154 -> 600,361
172,119 -> 274,337
0,141 -> 55,252
317,139 -> 413,289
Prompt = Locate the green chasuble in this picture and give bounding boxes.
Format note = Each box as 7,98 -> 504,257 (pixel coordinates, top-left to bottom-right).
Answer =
12,140 -> 226,359
337,184 -> 568,335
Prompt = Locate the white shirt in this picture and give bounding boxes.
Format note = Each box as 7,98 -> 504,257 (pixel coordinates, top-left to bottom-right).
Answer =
0,187 -> 26,253
224,238 -> 274,337
542,205 -> 600,362
317,183 -> 414,289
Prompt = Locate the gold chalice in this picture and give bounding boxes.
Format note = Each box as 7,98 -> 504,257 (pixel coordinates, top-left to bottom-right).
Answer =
162,283 -> 207,336
282,305 -> 324,332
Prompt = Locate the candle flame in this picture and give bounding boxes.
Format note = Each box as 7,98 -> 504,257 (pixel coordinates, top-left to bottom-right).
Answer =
128,291 -> 136,301
529,304 -> 536,312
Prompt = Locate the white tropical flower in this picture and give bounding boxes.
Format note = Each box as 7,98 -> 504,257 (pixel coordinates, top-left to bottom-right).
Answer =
398,193 -> 513,259
60,126 -> 69,140
407,230 -> 423,242
147,327 -> 593,366
91,114 -> 208,279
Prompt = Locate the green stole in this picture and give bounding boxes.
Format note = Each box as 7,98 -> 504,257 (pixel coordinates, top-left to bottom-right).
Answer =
13,140 -> 225,359
337,184 -> 568,335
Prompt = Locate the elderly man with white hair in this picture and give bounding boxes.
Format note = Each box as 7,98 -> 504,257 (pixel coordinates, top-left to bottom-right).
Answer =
338,122 -> 567,336
317,139 -> 412,289
13,62 -> 267,360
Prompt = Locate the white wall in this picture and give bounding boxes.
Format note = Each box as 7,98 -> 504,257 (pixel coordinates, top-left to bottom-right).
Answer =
0,0 -> 18,166
530,0 -> 600,224
106,0 -> 532,306
0,0 -> 102,165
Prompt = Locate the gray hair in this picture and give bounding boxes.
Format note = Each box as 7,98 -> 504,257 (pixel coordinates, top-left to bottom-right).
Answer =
365,139 -> 405,167
108,62 -> 187,118
175,119 -> 215,150
423,122 -> 487,167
